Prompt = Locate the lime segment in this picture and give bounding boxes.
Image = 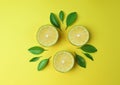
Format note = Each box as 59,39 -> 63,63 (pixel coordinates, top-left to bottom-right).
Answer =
53,51 -> 74,72
68,26 -> 89,46
37,25 -> 59,47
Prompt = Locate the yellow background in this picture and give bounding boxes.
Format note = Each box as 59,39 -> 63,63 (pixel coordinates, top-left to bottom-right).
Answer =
0,0 -> 120,85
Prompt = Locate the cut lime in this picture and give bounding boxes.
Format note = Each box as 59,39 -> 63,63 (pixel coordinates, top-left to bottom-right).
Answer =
37,25 -> 59,47
53,51 -> 74,72
68,25 -> 89,46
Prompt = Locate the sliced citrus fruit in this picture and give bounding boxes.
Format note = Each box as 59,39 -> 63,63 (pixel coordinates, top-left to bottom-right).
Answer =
68,25 -> 89,46
53,51 -> 74,72
37,25 -> 59,47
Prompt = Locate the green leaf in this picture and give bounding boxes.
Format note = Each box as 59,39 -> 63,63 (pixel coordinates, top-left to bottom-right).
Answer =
37,58 -> 49,71
83,53 -> 94,61
81,44 -> 97,53
50,13 -> 61,30
59,10 -> 64,22
75,53 -> 86,68
28,46 -> 45,55
66,12 -> 77,29
29,57 -> 40,62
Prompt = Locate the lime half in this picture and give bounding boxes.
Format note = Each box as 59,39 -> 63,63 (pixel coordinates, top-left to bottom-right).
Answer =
37,25 -> 59,47
53,51 -> 74,72
68,25 -> 89,46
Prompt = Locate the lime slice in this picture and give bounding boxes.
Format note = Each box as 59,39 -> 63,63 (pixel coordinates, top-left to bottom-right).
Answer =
68,25 -> 89,46
37,25 -> 59,47
53,51 -> 74,72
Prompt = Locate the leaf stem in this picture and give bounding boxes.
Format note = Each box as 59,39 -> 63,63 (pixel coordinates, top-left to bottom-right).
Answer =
65,26 -> 68,30
48,56 -> 52,59
59,27 -> 62,31
44,49 -> 48,51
